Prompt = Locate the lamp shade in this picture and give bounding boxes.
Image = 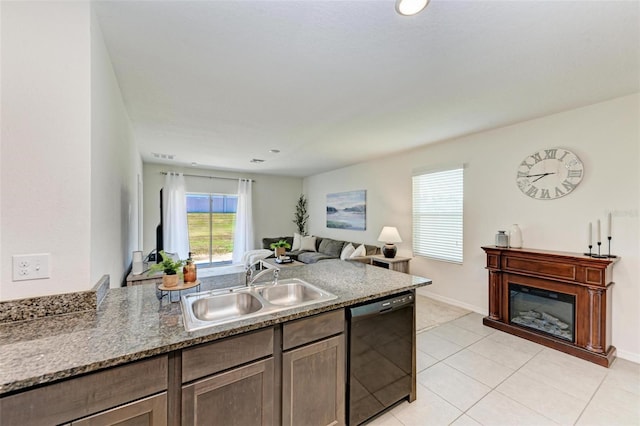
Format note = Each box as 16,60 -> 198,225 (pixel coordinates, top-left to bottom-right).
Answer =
378,226 -> 402,243
396,0 -> 430,16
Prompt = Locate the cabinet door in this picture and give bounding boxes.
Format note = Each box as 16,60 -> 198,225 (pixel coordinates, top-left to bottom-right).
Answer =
182,358 -> 274,426
71,393 -> 167,426
282,334 -> 345,426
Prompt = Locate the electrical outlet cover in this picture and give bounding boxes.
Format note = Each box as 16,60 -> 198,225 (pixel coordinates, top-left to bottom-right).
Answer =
12,253 -> 50,281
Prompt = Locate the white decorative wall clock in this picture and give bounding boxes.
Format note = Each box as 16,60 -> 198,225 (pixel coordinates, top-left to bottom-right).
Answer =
516,148 -> 584,200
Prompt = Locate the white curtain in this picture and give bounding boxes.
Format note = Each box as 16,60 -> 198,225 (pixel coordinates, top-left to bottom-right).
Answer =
163,172 -> 190,260
232,178 -> 254,264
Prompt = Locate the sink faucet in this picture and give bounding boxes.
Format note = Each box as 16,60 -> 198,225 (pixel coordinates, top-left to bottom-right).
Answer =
245,259 -> 280,287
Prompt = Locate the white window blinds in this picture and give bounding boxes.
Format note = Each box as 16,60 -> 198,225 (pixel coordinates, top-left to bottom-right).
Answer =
412,167 -> 464,263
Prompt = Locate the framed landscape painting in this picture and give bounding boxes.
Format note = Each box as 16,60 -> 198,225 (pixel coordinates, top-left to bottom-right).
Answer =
326,190 -> 366,231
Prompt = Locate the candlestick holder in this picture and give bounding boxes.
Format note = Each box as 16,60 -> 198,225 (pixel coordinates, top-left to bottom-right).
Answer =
583,245 -> 593,257
606,236 -> 618,258
591,242 -> 608,259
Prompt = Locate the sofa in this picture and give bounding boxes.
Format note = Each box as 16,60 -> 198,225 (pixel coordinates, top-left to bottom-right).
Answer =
261,236 -> 380,264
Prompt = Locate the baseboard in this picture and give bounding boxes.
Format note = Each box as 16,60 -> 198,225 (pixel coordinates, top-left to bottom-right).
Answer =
416,289 -> 487,316
615,349 -> 640,364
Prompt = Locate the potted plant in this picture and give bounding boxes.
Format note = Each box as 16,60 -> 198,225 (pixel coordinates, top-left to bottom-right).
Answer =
270,239 -> 291,258
149,250 -> 185,288
292,194 -> 309,235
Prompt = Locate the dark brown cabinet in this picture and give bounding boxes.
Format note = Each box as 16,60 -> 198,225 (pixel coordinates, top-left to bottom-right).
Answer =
180,328 -> 276,426
71,393 -> 167,426
2,311 -> 350,426
282,310 -> 346,426
182,358 -> 274,426
282,335 -> 345,426
0,356 -> 168,426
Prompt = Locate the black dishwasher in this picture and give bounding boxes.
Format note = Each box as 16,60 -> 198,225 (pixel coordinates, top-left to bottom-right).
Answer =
347,291 -> 414,425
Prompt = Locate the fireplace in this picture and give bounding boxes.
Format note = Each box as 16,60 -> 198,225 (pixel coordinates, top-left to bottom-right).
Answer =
509,284 -> 575,342
481,246 -> 618,367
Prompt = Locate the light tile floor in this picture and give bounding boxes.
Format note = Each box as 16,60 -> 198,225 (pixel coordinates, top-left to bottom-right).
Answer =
369,311 -> 640,426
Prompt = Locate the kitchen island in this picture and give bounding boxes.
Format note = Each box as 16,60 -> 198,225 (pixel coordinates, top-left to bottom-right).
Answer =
0,260 -> 431,425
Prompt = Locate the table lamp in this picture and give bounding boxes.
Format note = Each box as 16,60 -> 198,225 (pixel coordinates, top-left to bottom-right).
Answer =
378,226 -> 402,258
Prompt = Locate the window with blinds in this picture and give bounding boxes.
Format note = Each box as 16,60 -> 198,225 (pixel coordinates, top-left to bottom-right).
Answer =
412,167 -> 464,263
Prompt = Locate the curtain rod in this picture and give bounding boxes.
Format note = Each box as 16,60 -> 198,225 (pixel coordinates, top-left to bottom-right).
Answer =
160,171 -> 255,182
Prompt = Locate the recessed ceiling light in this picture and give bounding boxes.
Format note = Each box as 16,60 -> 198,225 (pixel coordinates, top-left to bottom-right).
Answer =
269,149 -> 280,154
396,0 -> 430,16
250,158 -> 265,163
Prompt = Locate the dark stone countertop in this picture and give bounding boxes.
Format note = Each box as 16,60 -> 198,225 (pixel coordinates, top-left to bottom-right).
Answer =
0,260 -> 431,395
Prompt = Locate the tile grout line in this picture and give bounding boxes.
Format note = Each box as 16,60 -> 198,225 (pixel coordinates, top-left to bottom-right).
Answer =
516,348 -> 606,407
571,369 -> 609,425
449,338 -> 551,426
436,331 -> 550,424
410,311 -> 638,426
482,341 -> 561,425
418,333 -> 511,424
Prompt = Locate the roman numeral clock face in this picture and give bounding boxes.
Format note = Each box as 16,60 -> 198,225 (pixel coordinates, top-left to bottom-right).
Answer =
516,148 -> 584,200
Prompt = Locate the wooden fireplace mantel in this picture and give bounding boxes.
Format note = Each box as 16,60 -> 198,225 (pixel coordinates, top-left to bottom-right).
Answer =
481,246 -> 618,367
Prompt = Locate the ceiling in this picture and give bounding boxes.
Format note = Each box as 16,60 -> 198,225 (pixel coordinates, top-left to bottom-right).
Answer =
94,0 -> 640,177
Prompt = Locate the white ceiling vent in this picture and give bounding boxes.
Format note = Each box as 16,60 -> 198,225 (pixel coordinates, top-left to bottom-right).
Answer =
152,152 -> 175,160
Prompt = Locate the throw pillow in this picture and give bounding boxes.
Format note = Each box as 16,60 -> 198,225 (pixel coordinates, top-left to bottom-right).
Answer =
319,238 -> 345,258
292,232 -> 302,251
340,243 -> 355,260
350,244 -> 366,258
300,236 -> 317,252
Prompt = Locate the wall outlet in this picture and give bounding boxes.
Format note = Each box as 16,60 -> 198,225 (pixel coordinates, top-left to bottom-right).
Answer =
12,253 -> 50,281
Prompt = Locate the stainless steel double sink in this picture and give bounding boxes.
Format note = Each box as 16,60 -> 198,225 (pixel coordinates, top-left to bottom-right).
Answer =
181,278 -> 338,332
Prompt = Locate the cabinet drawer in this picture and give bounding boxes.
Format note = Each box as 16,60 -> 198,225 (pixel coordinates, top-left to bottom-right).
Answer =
0,355 -> 167,426
283,310 -> 344,351
182,327 -> 274,383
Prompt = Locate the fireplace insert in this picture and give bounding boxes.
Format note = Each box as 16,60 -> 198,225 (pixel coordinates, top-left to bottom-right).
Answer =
509,284 -> 575,342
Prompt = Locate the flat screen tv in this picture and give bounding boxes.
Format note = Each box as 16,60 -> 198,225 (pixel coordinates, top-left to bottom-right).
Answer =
155,188 -> 163,263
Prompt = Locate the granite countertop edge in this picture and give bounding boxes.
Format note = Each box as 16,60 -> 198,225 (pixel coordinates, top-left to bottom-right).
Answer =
0,261 -> 431,395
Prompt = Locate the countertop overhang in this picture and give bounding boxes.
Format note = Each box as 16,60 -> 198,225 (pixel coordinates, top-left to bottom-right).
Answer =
0,260 -> 431,395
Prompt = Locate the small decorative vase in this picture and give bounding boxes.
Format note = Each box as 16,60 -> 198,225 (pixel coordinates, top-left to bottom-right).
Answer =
509,224 -> 523,248
183,260 -> 197,283
163,273 -> 179,288
495,231 -> 509,248
275,247 -> 286,258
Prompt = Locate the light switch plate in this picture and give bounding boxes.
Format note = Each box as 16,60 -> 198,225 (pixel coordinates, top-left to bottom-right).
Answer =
12,253 -> 50,281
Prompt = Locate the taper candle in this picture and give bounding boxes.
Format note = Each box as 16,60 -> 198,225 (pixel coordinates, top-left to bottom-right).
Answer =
607,212 -> 612,238
597,219 -> 601,243
588,222 -> 592,246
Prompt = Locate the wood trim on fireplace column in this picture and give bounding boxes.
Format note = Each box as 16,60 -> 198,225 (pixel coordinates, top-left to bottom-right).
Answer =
586,287 -> 604,353
488,271 -> 502,321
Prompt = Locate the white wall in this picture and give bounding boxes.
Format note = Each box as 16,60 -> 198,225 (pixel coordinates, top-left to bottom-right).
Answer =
142,163 -> 303,256
1,2 -> 92,300
90,12 -> 142,288
0,2 -> 140,299
304,94 -> 640,361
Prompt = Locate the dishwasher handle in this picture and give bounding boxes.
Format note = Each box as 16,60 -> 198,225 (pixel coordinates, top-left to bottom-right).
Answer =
349,292 -> 414,318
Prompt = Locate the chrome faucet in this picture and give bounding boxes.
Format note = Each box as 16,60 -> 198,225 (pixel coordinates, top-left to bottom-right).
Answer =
245,259 -> 280,287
